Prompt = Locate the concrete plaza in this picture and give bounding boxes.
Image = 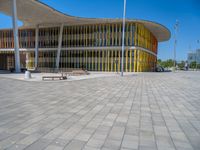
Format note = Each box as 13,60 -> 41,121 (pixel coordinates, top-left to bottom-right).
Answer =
0,72 -> 200,150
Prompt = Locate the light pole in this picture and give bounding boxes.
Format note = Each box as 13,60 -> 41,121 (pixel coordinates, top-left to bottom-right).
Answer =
173,20 -> 179,72
12,0 -> 21,72
121,0 -> 126,76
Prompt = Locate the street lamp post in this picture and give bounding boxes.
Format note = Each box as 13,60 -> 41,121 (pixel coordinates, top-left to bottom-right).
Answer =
12,0 -> 21,72
173,20 -> 179,72
121,0 -> 126,76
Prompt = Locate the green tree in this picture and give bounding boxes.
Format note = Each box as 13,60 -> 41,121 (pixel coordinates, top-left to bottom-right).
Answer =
157,59 -> 162,65
190,61 -> 196,69
161,59 -> 174,68
157,59 -> 175,68
177,61 -> 185,70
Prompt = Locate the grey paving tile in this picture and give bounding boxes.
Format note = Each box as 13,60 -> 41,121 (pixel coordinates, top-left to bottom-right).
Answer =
64,140 -> 86,150
0,72 -> 200,150
44,145 -> 63,150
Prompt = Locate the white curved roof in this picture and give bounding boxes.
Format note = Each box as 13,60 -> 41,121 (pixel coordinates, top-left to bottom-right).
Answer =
0,0 -> 170,42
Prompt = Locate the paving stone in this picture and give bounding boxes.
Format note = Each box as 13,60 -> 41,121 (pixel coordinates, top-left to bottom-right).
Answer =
0,72 -> 200,150
64,140 -> 86,150
23,138 -> 51,150
44,145 -> 63,150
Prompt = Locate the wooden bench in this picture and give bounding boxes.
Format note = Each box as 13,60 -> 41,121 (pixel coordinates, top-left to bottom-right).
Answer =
42,75 -> 67,80
71,70 -> 89,76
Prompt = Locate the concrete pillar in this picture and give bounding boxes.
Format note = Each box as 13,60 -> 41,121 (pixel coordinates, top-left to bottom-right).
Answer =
11,0 -> 20,72
56,24 -> 64,70
35,25 -> 39,69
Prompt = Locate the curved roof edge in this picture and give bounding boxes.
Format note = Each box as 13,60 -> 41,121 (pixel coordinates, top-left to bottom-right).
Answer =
0,0 -> 171,42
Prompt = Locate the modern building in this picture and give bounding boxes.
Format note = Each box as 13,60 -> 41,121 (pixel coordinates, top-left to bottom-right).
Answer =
0,0 -> 170,72
187,49 -> 200,65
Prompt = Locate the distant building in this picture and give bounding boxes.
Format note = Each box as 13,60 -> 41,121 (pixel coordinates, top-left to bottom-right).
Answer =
187,49 -> 200,64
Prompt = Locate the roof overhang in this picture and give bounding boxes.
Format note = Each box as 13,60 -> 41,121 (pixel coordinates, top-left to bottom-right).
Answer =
0,0 -> 171,42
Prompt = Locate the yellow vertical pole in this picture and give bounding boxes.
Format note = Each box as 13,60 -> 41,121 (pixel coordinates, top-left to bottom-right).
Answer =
134,49 -> 136,72
126,49 -> 128,72
119,24 -> 121,46
143,51 -> 145,72
144,52 -> 146,72
98,50 -> 100,71
85,50 -> 87,70
134,24 -> 137,46
146,53 -> 148,71
130,50 -> 132,72
126,23 -> 128,46
99,24 -> 101,47
146,52 -> 148,71
114,50 -> 116,72
118,50 -> 120,72
102,50 -> 104,71
104,50 -> 106,72
112,24 -> 114,46
142,51 -> 144,72
90,50 -> 92,70
83,50 -> 85,69
108,50 -> 110,71
137,50 -> 139,72
85,26 -> 88,47
140,51 -> 142,72
148,54 -> 150,71
102,24 -> 104,46
89,25 -> 91,47
75,26 -> 77,47
88,50 -> 90,70
111,50 -> 113,72
143,52 -> 145,72
92,25 -> 94,47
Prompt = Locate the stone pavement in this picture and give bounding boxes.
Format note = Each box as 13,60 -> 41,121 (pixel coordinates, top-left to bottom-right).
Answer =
0,71 -> 200,150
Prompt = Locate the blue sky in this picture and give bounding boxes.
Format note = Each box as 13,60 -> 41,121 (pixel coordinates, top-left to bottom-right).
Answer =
0,0 -> 200,61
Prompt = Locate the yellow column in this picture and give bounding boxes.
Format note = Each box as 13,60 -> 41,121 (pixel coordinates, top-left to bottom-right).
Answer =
137,50 -> 140,72
92,25 -> 94,47
119,24 -> 122,46
140,51 -> 143,72
98,50 -> 100,71
110,50 -> 112,72
107,50 -> 110,71
84,26 -> 86,47
130,50 -> 132,72
114,50 -> 117,72
115,24 -> 118,46
86,50 -> 88,70
92,50 -> 94,71
134,24 -> 137,46
102,25 -> 105,46
112,24 -> 114,46
147,54 -> 148,71
130,23 -> 133,46
118,50 -> 120,72
98,25 -> 101,47
102,50 -> 104,71
142,51 -> 144,72
88,51 -> 90,70
126,24 -> 129,46
134,49 -> 137,72
126,49 -> 128,72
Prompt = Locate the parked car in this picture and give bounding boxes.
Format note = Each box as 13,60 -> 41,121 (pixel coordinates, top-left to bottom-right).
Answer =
156,65 -> 164,72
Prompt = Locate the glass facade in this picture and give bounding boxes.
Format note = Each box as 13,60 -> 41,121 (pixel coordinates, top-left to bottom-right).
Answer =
0,22 -> 158,72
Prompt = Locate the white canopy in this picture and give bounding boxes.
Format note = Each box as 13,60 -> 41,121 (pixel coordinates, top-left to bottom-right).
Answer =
0,0 -> 170,42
